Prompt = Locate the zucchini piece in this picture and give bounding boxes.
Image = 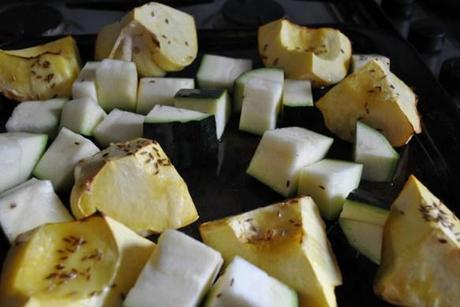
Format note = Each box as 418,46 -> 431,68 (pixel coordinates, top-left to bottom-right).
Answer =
136,77 -> 194,114
204,256 -> 298,307
94,109 -> 144,147
351,54 -> 390,72
239,78 -> 283,135
298,159 -> 363,220
197,54 -> 252,91
354,121 -> 399,182
95,59 -> 138,112
247,127 -> 333,197
0,178 -> 73,243
282,79 -> 313,107
339,199 -> 389,264
174,89 -> 231,140
233,68 -> 284,112
124,230 -> 223,307
33,128 -> 99,191
72,61 -> 99,103
0,132 -> 48,193
6,98 -> 68,136
60,97 -> 107,137
144,105 -> 218,168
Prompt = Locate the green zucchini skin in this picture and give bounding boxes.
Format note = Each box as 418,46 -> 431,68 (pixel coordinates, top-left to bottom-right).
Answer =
143,116 -> 218,169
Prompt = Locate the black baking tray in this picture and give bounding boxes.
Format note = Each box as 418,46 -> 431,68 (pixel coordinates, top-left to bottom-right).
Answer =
1,26 -> 460,306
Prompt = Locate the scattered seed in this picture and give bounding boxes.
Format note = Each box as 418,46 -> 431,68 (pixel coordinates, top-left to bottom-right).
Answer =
168,41 -> 171,45
45,273 -> 58,280
244,218 -> 253,223
51,83 -> 56,89
150,10 -> 155,17
9,203 -> 17,209
263,43 -> 268,51
340,49 -> 345,53
185,41 -> 189,46
286,180 -> 290,188
45,73 -> 54,83
390,84 -> 395,89
74,142 -> 80,145
42,61 -> 50,68
161,34 -> 167,39
318,185 -> 325,190
55,264 -> 65,270
273,58 -> 279,65
230,278 -> 234,286
216,293 -> 222,298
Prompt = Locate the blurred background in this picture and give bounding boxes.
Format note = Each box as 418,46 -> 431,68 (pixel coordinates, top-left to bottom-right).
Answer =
0,0 -> 459,97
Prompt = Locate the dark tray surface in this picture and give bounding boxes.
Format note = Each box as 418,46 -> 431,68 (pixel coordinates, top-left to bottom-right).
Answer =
2,26 -> 460,307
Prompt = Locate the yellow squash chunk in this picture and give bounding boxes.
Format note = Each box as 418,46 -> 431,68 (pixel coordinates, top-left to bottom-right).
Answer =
71,138 -> 198,235
0,215 -> 154,307
95,2 -> 197,75
316,60 -> 421,147
374,175 -> 460,306
0,36 -> 80,101
200,197 -> 342,307
258,19 -> 351,86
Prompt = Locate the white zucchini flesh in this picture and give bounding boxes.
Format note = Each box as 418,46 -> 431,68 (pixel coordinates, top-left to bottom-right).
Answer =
197,54 -> 252,91
137,77 -> 195,114
72,61 -> 100,103
5,98 -> 68,136
282,79 -> 313,107
204,256 -> 298,307
174,89 -> 231,140
0,178 -> 73,243
95,59 -> 138,112
124,230 -> 223,307
354,121 -> 399,182
351,54 -> 390,72
94,109 -> 144,147
298,159 -> 363,220
247,127 -> 334,197
233,68 -> 284,112
339,199 -> 389,264
145,105 -> 209,123
33,127 -> 100,191
239,78 -> 282,135
0,132 -> 48,193
60,97 -> 107,136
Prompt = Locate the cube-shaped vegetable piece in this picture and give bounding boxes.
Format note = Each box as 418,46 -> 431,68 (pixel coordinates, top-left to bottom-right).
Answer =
174,89 -> 231,140
71,139 -> 198,235
197,54 -> 252,91
239,78 -> 283,135
72,61 -> 100,102
33,128 -> 99,191
96,59 -> 138,112
124,230 -> 223,307
354,121 -> 399,182
6,98 -> 68,136
204,256 -> 298,307
137,77 -> 195,114
0,132 -> 48,193
0,215 -> 155,306
200,197 -> 342,307
60,97 -> 107,136
282,79 -> 313,107
0,178 -> 73,243
351,54 -> 390,72
247,127 -> 333,196
94,109 -> 144,147
339,199 -> 389,264
298,159 -> 363,220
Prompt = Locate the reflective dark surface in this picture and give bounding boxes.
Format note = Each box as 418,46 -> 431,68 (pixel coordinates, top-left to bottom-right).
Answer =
1,27 -> 460,306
